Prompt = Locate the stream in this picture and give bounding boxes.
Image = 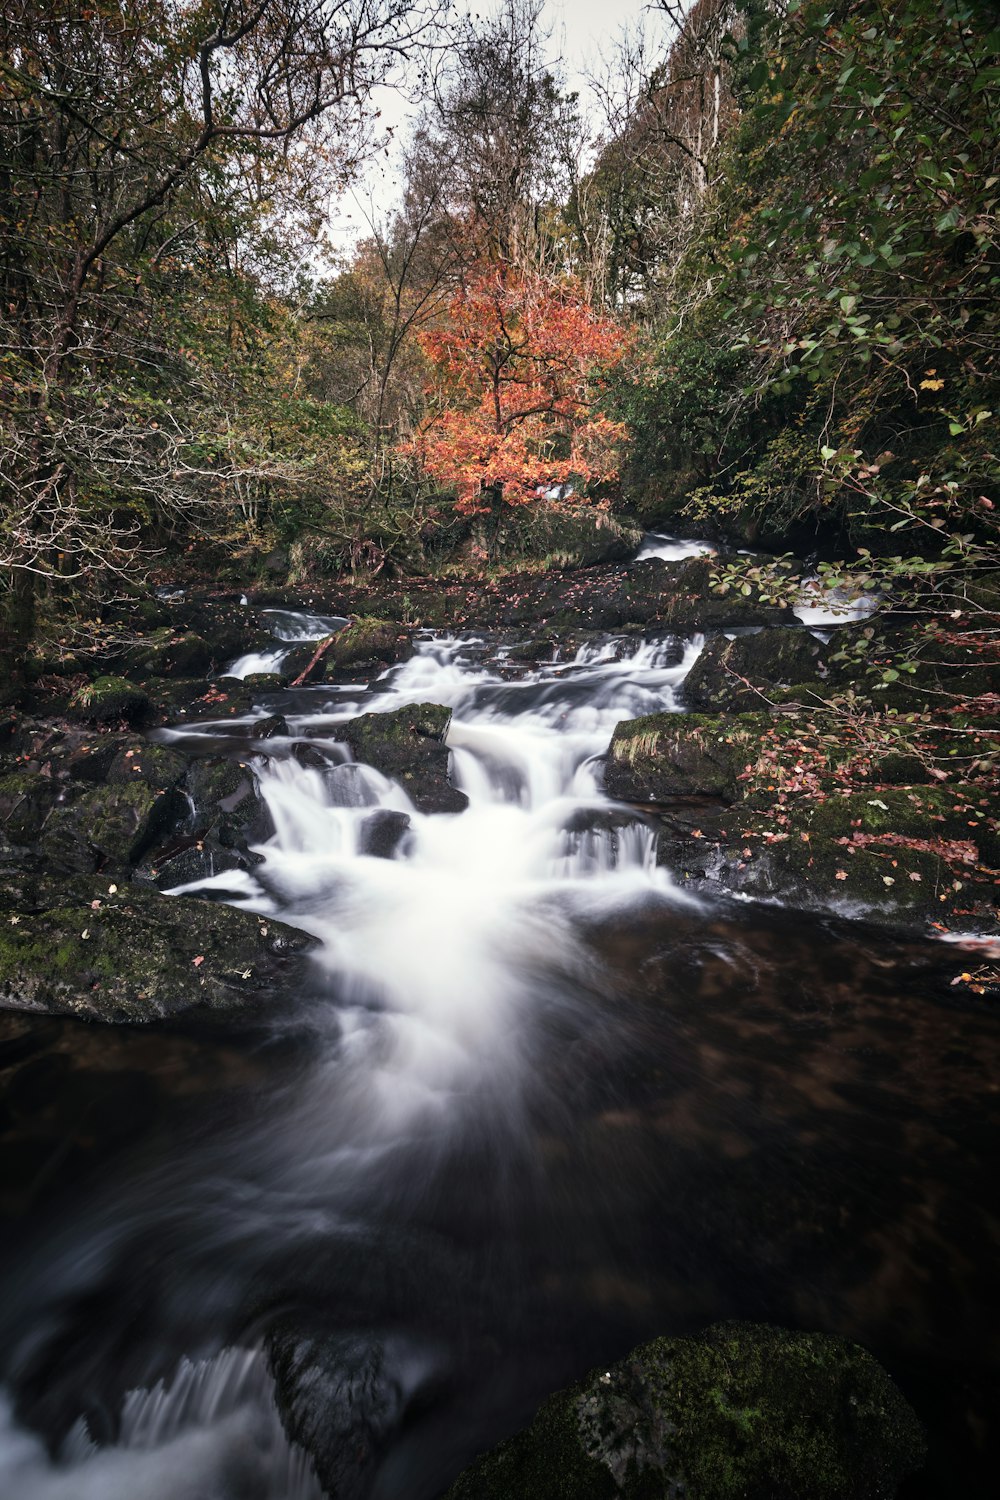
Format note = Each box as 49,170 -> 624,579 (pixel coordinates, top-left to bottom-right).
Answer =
0,561 -> 997,1497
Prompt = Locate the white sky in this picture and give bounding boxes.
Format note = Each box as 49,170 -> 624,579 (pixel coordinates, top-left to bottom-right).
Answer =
327,0 -> 656,252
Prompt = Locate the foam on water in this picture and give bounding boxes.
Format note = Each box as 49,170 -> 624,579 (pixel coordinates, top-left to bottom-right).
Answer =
1,625 -> 704,1497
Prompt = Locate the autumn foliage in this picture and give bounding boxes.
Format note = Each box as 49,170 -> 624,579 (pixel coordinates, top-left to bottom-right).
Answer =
406,265 -> 630,514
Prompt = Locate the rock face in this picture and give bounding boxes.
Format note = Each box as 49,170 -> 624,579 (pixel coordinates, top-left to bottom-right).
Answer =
605,706 -> 999,933
683,629 -> 828,712
0,876 -> 314,1023
334,703 -> 468,814
606,712 -> 772,802
267,1321 -> 415,1500
445,1322 -> 924,1500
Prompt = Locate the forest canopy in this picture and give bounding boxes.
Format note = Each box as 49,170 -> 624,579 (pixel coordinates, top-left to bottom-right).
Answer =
1,0 -> 997,663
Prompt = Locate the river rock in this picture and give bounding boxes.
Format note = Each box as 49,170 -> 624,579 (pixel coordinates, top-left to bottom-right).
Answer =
0,769 -> 61,848
444,1321 -> 924,1500
683,629 -> 829,712
630,556 -> 799,631
38,780 -> 183,874
334,704 -> 468,814
322,617 -> 401,679
267,1322 -> 416,1500
69,676 -> 152,727
115,628 -> 214,679
359,808 -> 411,859
605,712 -> 771,802
0,875 -> 315,1022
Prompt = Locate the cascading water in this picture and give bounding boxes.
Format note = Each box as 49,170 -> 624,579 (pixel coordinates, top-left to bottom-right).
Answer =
0,624 -> 706,1499
226,609 -> 350,680
2,597 -> 996,1499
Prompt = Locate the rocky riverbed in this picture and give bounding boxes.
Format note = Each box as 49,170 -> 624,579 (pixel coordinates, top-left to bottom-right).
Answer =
0,532 -> 996,1499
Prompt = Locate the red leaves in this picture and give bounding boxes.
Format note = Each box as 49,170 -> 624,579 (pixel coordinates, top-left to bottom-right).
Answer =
404,262 -> 630,511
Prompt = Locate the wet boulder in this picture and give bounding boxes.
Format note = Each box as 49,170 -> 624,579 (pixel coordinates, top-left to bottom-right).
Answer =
38,779 -> 183,874
115,628 -> 214,679
605,712 -> 772,803
444,1321 -> 924,1500
0,875 -> 316,1022
629,556 -> 798,633
683,629 -> 829,712
322,617 -> 401,679
359,808 -> 411,859
267,1321 -> 422,1500
241,671 -> 287,696
142,678 -> 254,721
0,769 -> 61,848
133,756 -> 275,887
70,676 -> 152,727
334,703 -> 468,814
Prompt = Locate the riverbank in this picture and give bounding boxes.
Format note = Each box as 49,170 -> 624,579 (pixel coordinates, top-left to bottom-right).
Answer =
3,538 -> 996,1024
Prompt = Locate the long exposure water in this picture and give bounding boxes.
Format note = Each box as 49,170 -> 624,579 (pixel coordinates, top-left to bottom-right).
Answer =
0,605 -> 996,1497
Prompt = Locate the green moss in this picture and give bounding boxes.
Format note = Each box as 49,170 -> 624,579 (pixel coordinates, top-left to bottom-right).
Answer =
322,617 -> 399,676
607,712 -> 773,802
0,877 -> 314,1022
71,676 -> 151,726
446,1323 -> 924,1500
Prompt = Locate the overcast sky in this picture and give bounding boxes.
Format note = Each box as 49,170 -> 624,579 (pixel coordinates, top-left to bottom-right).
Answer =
327,0 -> 657,251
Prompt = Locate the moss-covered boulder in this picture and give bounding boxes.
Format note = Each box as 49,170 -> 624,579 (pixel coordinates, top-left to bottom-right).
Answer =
605,713 -> 772,802
133,756 -> 274,888
38,780 -> 182,874
334,703 -> 468,814
632,556 -> 798,633
684,630 -> 829,712
70,676 -> 151,726
0,876 -> 315,1022
117,628 -> 214,679
143,678 -> 254,721
0,769 -> 60,847
322,617 -> 400,679
496,504 -> 643,569
445,1322 -> 924,1500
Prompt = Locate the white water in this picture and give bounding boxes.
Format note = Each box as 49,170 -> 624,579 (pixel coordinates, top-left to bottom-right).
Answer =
635,532 -> 714,562
792,577 -> 880,627
0,1351 -> 320,1500
225,610 -> 350,680
0,625 -> 704,1498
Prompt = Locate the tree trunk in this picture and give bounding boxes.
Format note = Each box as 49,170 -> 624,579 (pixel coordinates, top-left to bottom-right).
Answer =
0,568 -> 36,702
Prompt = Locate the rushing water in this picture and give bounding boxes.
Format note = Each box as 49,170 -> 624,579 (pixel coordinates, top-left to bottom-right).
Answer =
0,590 -> 997,1498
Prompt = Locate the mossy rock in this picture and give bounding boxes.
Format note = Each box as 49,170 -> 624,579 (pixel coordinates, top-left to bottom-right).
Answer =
105,739 -> 189,790
70,676 -> 151,727
117,628 -> 214,679
241,671 -> 288,695
334,703 -> 468,814
632,557 -> 798,633
606,713 -> 773,803
0,769 -> 60,846
445,1322 -> 924,1500
39,780 -> 182,874
684,630 -> 829,712
0,876 -> 315,1023
322,617 -> 400,678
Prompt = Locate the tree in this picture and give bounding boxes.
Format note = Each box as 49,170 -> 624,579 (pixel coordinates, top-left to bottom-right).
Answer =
0,0 -> 440,666
405,264 -> 629,516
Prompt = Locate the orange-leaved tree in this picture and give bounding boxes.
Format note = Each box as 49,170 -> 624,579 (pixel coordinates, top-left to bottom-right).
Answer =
405,265 -> 630,515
